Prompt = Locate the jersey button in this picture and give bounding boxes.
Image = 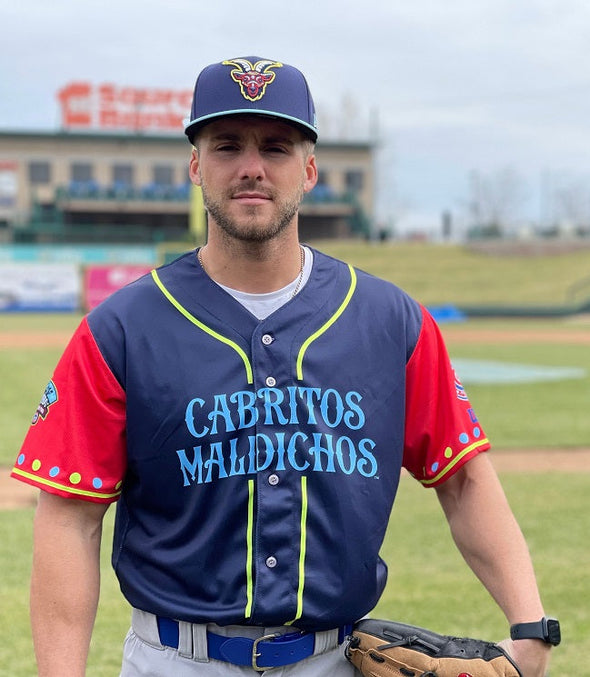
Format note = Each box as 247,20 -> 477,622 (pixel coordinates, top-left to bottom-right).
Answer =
268,473 -> 280,486
265,376 -> 276,387
265,556 -> 278,568
262,334 -> 274,345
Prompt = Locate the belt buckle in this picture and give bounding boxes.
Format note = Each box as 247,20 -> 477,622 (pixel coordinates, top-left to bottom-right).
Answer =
252,632 -> 280,672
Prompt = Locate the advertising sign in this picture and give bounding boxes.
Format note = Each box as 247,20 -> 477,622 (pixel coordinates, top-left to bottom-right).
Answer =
0,263 -> 80,312
57,82 -> 193,133
84,264 -> 152,310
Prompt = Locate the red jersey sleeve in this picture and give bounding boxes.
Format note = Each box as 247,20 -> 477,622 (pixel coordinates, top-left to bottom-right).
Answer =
11,317 -> 126,503
403,306 -> 490,486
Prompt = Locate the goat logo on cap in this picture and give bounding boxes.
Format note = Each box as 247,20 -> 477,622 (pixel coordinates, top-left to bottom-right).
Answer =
222,59 -> 283,102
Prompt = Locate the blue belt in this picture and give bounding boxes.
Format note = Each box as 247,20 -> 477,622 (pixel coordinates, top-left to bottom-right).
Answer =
157,616 -> 353,671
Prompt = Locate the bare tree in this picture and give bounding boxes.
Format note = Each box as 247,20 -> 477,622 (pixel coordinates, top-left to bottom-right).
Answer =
467,166 -> 529,236
547,172 -> 590,234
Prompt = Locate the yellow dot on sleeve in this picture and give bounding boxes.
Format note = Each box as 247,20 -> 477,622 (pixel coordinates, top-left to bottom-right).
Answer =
444,447 -> 453,459
69,472 -> 82,485
32,459 -> 42,471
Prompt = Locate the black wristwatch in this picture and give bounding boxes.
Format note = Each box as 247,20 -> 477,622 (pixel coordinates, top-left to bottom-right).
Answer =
510,617 -> 561,646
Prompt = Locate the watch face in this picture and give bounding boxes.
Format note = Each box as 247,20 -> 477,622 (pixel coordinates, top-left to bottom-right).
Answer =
546,618 -> 561,646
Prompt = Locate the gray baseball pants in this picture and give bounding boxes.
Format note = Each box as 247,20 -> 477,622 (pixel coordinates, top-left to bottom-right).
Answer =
120,609 -> 360,676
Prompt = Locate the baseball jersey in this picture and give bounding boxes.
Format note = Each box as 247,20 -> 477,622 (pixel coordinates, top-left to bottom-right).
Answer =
12,248 -> 490,630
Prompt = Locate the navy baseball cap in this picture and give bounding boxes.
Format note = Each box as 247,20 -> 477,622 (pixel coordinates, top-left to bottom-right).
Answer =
184,56 -> 318,143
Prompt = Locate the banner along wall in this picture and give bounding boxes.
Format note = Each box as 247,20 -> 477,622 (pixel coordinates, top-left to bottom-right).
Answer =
0,263 -> 81,312
84,264 -> 153,310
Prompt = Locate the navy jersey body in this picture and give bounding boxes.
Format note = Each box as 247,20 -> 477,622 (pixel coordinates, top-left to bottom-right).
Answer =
13,248 -> 490,629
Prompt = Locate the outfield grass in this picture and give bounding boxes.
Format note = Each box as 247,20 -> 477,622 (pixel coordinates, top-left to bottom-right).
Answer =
2,472 -> 587,675
0,313 -> 83,467
441,321 -> 590,449
317,240 -> 590,307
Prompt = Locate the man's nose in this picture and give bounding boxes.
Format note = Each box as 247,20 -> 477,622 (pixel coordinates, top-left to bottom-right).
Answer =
238,147 -> 265,181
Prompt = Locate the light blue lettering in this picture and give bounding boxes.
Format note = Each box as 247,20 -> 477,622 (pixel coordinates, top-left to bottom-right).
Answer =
247,435 -> 257,474
357,438 -> 378,477
335,436 -> 356,475
255,433 -> 279,471
344,391 -> 365,430
308,432 -> 336,472
230,390 -> 259,430
204,442 -> 229,482
273,432 -> 287,471
176,446 -> 203,485
258,387 -> 289,425
320,388 -> 344,428
286,386 -> 300,424
297,387 -> 321,424
184,398 -> 208,438
208,394 -> 235,435
287,431 -> 310,471
229,437 -> 246,476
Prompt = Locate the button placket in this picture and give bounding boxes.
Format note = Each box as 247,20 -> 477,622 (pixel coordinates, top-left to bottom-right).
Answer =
260,331 -> 277,388
250,323 -> 293,613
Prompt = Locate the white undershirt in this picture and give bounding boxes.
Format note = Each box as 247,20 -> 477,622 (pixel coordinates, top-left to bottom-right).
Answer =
216,246 -> 313,320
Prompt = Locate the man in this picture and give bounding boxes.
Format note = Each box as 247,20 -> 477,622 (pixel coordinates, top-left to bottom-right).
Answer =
12,56 -> 555,676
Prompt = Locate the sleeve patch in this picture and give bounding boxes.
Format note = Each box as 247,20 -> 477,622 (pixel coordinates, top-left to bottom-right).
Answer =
10,317 -> 127,504
31,379 -> 59,424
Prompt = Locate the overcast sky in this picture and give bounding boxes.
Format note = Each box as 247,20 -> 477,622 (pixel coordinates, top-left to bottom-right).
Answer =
2,0 -> 590,235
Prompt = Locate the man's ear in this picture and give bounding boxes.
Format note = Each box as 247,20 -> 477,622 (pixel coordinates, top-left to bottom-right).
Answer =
189,148 -> 202,186
303,153 -> 318,194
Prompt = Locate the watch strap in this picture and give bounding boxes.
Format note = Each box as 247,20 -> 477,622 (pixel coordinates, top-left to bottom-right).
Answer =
510,617 -> 561,646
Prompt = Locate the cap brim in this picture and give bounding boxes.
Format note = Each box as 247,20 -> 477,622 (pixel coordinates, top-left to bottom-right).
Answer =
185,109 -> 318,143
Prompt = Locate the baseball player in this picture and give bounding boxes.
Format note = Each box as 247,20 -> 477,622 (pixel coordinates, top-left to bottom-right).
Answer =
12,57 -> 555,677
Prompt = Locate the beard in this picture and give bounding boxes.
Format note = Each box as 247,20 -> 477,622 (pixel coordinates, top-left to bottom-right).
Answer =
200,179 -> 304,243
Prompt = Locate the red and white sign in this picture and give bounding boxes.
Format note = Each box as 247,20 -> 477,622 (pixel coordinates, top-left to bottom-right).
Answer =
58,82 -> 193,133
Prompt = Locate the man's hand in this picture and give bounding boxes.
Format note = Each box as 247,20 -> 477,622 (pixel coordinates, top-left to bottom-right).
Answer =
498,638 -> 551,677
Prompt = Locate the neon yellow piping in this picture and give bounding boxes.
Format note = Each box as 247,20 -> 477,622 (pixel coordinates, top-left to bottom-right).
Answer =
294,475 -> 308,622
285,475 -> 308,625
151,270 -> 253,384
244,479 -> 255,618
11,468 -> 121,500
419,440 -> 490,486
296,264 -> 357,380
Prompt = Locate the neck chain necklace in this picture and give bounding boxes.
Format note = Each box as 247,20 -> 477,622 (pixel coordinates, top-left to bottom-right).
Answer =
197,245 -> 306,298
291,245 -> 306,297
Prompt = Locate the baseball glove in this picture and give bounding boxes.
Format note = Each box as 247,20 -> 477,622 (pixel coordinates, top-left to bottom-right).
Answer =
345,618 -> 522,677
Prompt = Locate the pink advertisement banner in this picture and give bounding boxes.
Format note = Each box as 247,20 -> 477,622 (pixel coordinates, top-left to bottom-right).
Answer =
85,265 -> 152,310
